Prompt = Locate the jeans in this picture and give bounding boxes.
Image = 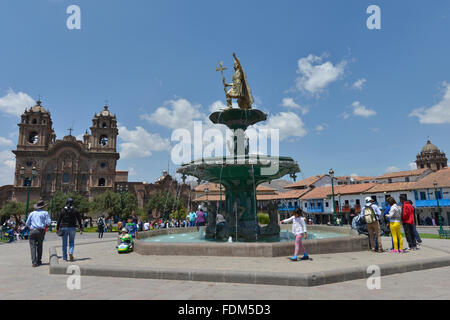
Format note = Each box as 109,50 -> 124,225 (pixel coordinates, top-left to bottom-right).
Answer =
413,224 -> 422,243
61,227 -> 76,260
403,223 -> 417,249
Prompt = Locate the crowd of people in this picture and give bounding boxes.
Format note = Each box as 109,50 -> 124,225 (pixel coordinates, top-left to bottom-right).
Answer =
1,191 -> 433,267
351,196 -> 423,253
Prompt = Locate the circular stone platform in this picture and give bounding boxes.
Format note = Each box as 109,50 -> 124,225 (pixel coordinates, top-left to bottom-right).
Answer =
134,226 -> 368,257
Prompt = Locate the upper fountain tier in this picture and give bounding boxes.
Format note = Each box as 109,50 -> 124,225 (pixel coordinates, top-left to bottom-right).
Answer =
209,108 -> 267,131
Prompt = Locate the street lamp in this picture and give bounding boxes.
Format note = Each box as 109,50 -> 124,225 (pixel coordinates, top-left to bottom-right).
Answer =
433,181 -> 443,234
49,191 -> 55,231
20,166 -> 38,222
118,184 -> 128,219
337,193 -> 342,226
329,169 -> 336,226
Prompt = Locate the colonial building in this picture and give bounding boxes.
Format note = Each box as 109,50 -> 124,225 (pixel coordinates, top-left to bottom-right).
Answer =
12,100 -> 121,202
416,140 -> 448,171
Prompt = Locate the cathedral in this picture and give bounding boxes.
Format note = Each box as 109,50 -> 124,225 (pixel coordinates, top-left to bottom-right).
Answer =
12,100 -> 122,202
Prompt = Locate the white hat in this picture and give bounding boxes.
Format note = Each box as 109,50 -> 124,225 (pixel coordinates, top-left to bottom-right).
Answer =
365,196 -> 373,203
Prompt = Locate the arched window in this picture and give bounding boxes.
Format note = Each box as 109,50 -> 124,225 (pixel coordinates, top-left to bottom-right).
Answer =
62,173 -> 70,184
98,178 -> 106,186
28,132 -> 38,144
99,135 -> 108,146
102,122 -> 108,128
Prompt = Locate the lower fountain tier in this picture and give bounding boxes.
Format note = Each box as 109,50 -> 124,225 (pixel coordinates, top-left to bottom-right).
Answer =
177,155 -> 300,242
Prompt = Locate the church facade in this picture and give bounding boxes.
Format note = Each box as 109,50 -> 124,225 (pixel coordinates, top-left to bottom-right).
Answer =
12,100 -> 120,202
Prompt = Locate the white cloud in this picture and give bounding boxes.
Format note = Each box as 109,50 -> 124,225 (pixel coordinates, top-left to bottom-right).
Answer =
208,100 -> 228,113
352,78 -> 367,90
141,98 -> 205,129
118,126 -> 170,159
315,123 -> 328,134
0,89 -> 35,117
408,162 -> 417,170
295,54 -> 346,95
410,82 -> 450,124
255,112 -> 307,141
0,150 -> 15,185
128,167 -> 137,177
350,173 -> 359,177
352,101 -> 376,118
385,166 -> 400,173
281,98 -> 309,115
0,137 -> 14,147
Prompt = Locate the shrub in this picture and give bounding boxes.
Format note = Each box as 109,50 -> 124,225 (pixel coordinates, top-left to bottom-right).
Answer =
257,213 -> 270,225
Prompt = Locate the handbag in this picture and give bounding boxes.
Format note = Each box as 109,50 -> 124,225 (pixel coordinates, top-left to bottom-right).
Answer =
57,228 -> 64,236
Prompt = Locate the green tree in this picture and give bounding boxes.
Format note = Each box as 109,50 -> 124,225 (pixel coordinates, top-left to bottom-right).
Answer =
50,191 -> 89,220
144,191 -> 183,220
169,206 -> 187,221
90,190 -> 137,220
0,200 -> 38,224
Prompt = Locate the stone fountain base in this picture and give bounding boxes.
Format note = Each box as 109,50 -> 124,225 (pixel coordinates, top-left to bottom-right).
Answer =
134,226 -> 368,257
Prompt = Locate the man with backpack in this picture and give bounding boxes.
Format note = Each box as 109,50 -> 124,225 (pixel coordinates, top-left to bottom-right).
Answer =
359,197 -> 383,253
97,215 -> 106,239
400,196 -> 417,250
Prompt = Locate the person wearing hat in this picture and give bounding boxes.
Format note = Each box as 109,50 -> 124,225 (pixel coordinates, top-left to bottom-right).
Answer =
25,200 -> 51,267
56,198 -> 83,261
359,196 -> 384,253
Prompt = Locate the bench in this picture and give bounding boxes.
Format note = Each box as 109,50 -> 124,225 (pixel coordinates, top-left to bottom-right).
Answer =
439,229 -> 450,239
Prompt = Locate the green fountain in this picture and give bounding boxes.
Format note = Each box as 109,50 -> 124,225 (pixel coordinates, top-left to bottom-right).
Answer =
177,53 -> 300,242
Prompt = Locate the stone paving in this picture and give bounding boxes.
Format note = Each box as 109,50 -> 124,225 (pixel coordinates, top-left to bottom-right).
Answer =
63,237 -> 449,275
1,231 -> 450,299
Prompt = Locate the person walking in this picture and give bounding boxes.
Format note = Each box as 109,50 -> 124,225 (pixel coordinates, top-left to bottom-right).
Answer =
360,197 -> 384,253
281,208 -> 309,261
97,215 -> 106,239
386,197 -> 404,253
56,198 -> 83,261
25,200 -> 51,267
400,196 -> 417,250
196,206 -> 206,228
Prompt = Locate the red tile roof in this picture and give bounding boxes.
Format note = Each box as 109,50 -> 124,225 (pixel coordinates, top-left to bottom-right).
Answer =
364,182 -> 417,193
284,175 -> 327,189
376,168 -> 430,179
412,168 -> 450,189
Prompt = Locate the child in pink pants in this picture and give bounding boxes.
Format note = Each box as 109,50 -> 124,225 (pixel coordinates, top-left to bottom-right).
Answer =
281,208 -> 309,261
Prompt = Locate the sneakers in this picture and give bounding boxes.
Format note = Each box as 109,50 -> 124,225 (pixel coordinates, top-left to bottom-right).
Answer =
289,256 -> 298,261
69,253 -> 74,261
390,249 -> 399,253
300,255 -> 309,261
399,250 -> 405,253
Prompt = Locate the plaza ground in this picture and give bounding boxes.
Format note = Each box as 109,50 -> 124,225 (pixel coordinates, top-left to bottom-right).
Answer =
1,230 -> 449,300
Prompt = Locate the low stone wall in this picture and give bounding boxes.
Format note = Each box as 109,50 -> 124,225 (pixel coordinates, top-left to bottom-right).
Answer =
134,226 -> 368,257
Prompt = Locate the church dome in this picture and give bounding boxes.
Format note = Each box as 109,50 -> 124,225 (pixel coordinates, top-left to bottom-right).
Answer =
96,105 -> 114,117
421,140 -> 439,153
29,100 -> 49,113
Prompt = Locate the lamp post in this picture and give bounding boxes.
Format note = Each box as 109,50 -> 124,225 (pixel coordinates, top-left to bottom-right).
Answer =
49,191 -> 55,232
329,169 -> 336,226
337,193 -> 342,226
20,166 -> 38,222
118,184 -> 128,220
433,181 -> 443,234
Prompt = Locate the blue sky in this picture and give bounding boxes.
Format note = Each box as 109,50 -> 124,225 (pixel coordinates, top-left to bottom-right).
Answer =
0,0 -> 449,185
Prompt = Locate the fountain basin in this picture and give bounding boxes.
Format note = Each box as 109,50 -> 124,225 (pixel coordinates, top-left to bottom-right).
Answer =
134,226 -> 369,257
